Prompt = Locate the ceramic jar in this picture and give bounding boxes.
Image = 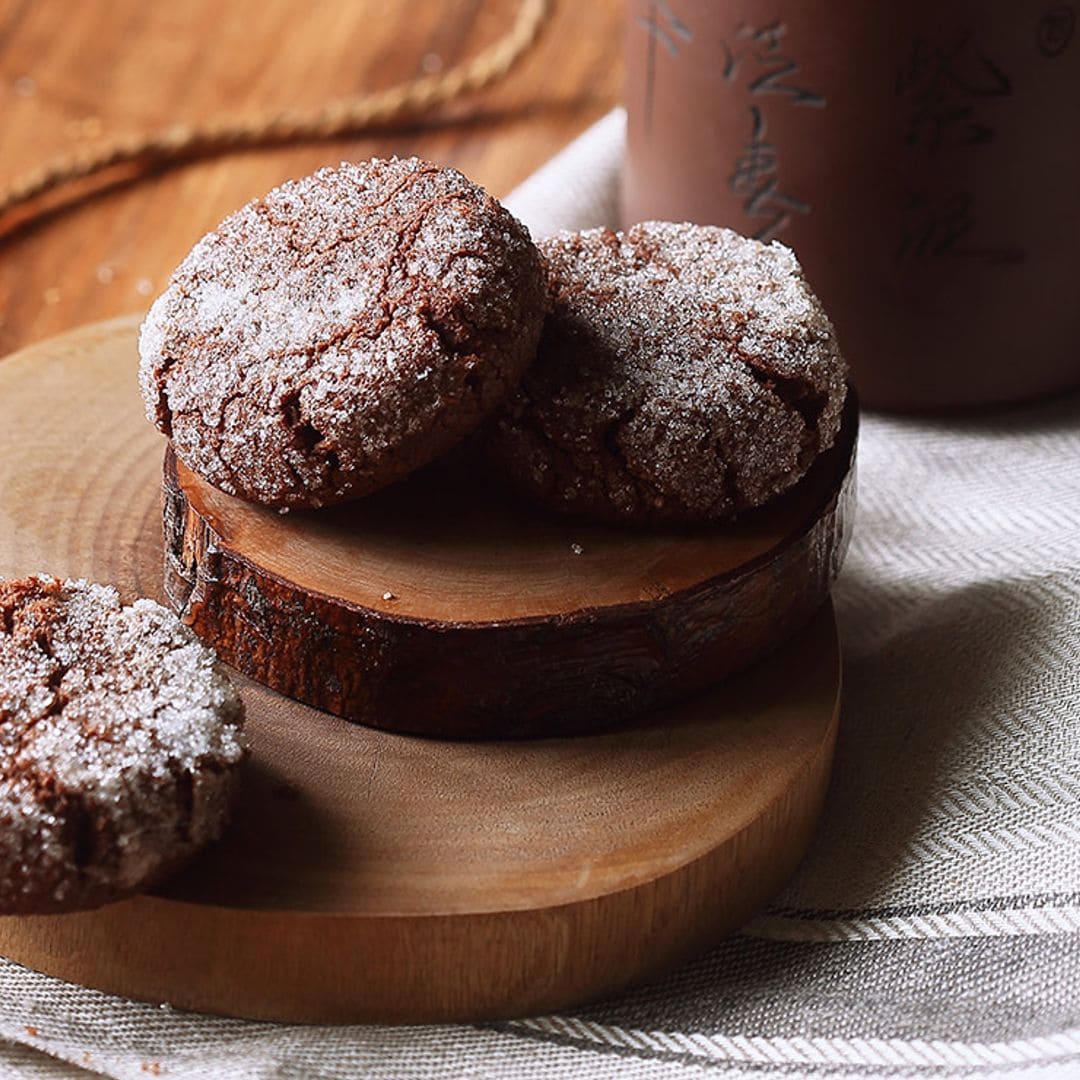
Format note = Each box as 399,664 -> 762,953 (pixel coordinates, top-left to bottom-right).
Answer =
624,0 -> 1080,410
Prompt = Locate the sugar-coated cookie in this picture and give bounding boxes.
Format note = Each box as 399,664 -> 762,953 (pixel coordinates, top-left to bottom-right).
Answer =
0,576 -> 244,914
140,158 -> 546,509
490,223 -> 848,526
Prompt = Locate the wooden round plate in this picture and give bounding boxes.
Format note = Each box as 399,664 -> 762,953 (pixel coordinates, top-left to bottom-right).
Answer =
166,367 -> 856,739
0,317 -> 843,1023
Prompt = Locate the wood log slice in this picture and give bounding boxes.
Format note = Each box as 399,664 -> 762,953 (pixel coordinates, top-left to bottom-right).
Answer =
0,317 -> 845,1024
165,399 -> 857,738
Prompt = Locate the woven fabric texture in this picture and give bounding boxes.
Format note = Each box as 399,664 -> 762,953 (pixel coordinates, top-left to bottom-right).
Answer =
1,110 -> 1077,1079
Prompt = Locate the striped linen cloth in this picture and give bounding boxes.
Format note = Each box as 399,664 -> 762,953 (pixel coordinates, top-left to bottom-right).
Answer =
1,109 -> 1077,1079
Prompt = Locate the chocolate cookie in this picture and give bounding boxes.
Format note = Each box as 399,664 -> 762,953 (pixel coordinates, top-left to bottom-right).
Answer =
0,576 -> 245,914
139,158 -> 546,509
489,223 -> 848,526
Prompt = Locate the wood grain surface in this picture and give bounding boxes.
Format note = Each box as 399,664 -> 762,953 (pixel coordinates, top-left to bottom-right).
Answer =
165,386 -> 856,736
0,318 -> 841,1023
0,0 -> 622,358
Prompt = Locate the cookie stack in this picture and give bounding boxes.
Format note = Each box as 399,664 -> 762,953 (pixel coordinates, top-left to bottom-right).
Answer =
145,155 -> 855,739
139,157 -> 847,526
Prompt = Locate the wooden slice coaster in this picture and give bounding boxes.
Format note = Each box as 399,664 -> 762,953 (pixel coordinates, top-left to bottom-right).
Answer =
0,317 -> 843,1023
166,386 -> 856,738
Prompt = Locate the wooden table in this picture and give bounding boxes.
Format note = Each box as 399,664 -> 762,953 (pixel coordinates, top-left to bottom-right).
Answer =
0,0 -> 622,359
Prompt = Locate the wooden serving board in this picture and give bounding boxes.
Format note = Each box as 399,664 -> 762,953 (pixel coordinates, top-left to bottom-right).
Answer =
0,317 -> 843,1023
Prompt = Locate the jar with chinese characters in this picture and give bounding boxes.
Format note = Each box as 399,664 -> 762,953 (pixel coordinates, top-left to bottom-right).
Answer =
624,1 -> 1080,410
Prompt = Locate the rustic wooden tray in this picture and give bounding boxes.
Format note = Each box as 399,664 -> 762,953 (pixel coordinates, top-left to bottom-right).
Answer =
0,317 -> 845,1023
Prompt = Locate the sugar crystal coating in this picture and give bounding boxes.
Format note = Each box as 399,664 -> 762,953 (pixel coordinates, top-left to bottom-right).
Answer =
489,222 -> 848,526
0,577 -> 245,914
139,157 -> 546,509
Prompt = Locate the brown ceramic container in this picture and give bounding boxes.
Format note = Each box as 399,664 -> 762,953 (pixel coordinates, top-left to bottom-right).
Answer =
624,0 -> 1080,410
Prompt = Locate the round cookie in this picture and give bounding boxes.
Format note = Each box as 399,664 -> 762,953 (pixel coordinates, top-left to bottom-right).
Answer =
0,576 -> 245,915
139,157 -> 546,510
489,222 -> 848,526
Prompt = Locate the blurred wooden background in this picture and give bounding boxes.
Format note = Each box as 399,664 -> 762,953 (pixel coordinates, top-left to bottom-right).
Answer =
0,0 -> 623,357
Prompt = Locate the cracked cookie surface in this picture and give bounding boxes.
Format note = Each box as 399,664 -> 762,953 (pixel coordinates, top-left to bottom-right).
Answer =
0,576 -> 244,914
139,158 -> 546,509
489,222 -> 848,526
